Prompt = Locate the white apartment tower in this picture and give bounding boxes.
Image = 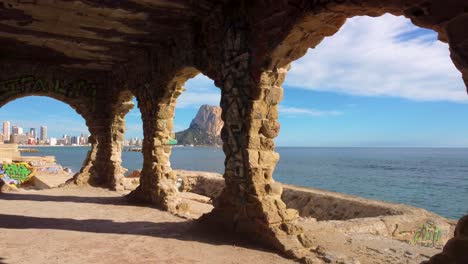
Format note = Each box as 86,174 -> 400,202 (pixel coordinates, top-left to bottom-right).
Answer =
2,121 -> 10,142
40,126 -> 47,141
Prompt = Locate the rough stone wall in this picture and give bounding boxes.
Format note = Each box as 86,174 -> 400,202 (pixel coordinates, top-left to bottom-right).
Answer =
126,66 -> 199,213
1,0 -> 468,261
70,90 -> 134,190
195,11 -> 313,259
423,215 -> 468,264
0,63 -> 131,190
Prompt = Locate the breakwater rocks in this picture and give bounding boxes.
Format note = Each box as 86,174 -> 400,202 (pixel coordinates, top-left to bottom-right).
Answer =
19,148 -> 39,153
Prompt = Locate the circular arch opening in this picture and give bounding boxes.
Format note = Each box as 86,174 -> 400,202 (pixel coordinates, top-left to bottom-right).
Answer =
269,13 -> 468,260
122,96 -> 144,181
0,96 -> 91,189
171,72 -> 225,219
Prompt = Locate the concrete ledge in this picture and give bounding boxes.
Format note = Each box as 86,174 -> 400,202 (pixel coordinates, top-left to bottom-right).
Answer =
175,170 -> 456,248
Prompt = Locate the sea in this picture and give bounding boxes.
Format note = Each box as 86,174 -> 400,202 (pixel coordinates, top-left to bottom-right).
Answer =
22,146 -> 468,220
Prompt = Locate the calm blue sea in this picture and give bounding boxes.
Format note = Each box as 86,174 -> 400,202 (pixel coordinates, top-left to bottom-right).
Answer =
23,146 -> 468,220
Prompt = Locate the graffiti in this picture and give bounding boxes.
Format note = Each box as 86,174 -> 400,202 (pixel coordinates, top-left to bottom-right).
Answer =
0,75 -> 98,99
29,160 -> 47,166
411,222 -> 442,247
0,162 -> 35,187
36,166 -> 61,174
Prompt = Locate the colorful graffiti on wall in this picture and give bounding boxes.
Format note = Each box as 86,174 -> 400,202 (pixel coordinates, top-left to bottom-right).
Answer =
0,162 -> 35,187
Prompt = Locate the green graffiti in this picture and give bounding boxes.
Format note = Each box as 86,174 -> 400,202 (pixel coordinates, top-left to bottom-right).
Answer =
0,162 -> 35,187
3,163 -> 31,181
0,75 -> 99,99
411,223 -> 442,247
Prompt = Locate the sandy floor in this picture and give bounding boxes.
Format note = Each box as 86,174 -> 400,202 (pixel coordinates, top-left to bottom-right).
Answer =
0,187 -> 293,264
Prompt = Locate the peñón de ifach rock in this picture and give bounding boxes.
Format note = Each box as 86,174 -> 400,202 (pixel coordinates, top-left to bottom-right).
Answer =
175,105 -> 223,146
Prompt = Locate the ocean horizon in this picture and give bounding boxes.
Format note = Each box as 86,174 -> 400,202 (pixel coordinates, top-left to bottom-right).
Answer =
22,146 -> 468,220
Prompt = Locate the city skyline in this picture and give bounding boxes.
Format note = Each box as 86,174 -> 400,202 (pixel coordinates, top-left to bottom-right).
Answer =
1,120 -> 91,145
1,119 -> 145,146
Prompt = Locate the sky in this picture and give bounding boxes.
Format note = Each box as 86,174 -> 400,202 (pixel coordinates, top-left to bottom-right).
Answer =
1,14 -> 467,147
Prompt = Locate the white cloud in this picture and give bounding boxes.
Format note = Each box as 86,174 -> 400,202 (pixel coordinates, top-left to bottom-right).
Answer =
284,14 -> 468,102
279,106 -> 343,117
176,74 -> 221,108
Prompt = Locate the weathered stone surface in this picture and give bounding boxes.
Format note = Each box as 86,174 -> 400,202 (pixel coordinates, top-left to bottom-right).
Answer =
0,0 -> 467,262
423,214 -> 468,264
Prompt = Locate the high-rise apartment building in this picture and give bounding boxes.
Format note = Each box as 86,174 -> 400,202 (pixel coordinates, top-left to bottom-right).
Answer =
40,126 -> 47,141
30,128 -> 36,139
11,126 -> 19,135
2,121 -> 10,142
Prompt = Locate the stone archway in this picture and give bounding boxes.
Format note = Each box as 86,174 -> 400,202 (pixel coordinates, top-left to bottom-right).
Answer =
1,1 -> 467,262
73,90 -> 135,191
0,74 -> 133,191
188,1 -> 468,261
127,67 -> 201,213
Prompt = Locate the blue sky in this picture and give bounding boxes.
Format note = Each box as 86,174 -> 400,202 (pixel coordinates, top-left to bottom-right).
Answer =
1,14 -> 467,147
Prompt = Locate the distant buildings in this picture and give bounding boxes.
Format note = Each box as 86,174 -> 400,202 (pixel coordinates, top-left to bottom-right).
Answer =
30,128 -> 36,140
3,121 -> 10,142
124,137 -> 143,147
49,137 -> 57,146
11,126 -> 19,135
40,126 -> 47,142
0,121 -> 90,146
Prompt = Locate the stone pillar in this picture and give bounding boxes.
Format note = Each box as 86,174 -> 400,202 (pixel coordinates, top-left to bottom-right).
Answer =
200,21 -> 312,259
69,134 -> 98,186
127,94 -> 182,212
69,95 -> 133,190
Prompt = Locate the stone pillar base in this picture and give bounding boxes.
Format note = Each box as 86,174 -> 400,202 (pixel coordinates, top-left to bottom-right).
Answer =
199,203 -> 313,260
126,183 -> 190,217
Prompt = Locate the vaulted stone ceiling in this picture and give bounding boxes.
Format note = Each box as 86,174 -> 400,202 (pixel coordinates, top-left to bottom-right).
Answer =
0,0 -> 216,71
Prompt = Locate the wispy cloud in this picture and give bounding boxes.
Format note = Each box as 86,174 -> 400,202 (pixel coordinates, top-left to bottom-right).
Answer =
279,106 -> 343,117
284,14 -> 468,102
176,74 -> 221,108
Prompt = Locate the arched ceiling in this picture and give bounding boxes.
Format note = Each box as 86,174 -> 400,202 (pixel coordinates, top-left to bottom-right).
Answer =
0,0 -> 217,71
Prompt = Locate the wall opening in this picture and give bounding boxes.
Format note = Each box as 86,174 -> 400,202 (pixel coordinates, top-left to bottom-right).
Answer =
273,14 -> 468,222
122,96 -> 143,181
0,96 -> 90,189
171,73 -> 225,219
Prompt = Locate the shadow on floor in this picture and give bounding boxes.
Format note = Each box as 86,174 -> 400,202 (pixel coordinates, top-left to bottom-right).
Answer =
0,190 -> 280,257
0,213 -> 275,254
0,192 -> 133,206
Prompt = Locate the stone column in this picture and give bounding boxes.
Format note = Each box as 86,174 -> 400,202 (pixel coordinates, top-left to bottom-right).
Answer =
69,134 -> 98,186
68,95 -> 133,190
68,116 -> 127,190
200,22 -> 312,259
126,92 -> 182,212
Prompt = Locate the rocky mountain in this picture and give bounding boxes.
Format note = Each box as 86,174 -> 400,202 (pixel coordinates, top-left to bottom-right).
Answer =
175,105 -> 223,146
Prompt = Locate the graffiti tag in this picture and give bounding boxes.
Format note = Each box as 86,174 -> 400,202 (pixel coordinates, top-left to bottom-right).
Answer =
0,162 -> 35,187
0,75 -> 98,99
411,222 -> 442,247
